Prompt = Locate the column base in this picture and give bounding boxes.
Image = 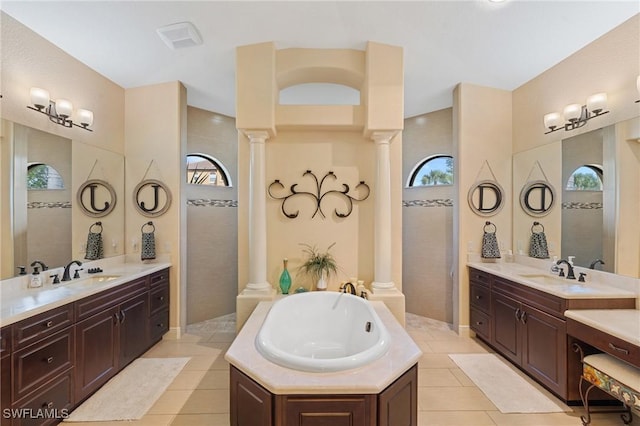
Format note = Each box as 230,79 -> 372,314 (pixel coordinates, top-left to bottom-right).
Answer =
236,288 -> 276,332
371,281 -> 397,291
368,287 -> 405,326
244,282 -> 273,293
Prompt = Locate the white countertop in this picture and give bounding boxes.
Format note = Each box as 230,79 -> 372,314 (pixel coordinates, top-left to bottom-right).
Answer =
467,261 -> 638,300
0,260 -> 171,327
225,300 -> 422,395
565,309 -> 640,347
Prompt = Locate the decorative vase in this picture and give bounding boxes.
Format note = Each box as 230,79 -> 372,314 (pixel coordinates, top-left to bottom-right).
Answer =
316,272 -> 327,291
279,258 -> 292,294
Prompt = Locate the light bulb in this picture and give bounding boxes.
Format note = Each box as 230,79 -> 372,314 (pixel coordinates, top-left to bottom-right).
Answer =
586,93 -> 607,115
56,99 -> 73,118
30,87 -> 50,110
563,104 -> 582,122
543,112 -> 562,131
76,109 -> 94,127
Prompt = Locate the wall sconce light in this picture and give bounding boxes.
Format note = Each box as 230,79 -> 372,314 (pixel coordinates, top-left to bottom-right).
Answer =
543,92 -> 609,134
27,87 -> 93,132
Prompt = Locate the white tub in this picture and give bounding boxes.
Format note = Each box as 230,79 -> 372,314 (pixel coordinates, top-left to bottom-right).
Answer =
255,291 -> 391,372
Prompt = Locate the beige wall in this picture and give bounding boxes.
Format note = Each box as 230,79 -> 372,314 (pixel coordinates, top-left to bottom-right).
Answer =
454,84 -> 512,330
125,82 -> 187,332
402,109 -> 454,322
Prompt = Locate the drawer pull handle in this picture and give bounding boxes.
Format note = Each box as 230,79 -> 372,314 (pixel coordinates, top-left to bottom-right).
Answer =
515,308 -> 521,320
608,343 -> 630,355
158,296 -> 165,301
475,295 -> 482,300
45,321 -> 53,328
44,402 -> 54,409
475,321 -> 483,326
520,311 -> 527,324
46,356 -> 54,364
157,323 -> 164,328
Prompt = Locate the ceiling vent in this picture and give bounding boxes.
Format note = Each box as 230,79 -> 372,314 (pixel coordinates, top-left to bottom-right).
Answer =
157,22 -> 202,50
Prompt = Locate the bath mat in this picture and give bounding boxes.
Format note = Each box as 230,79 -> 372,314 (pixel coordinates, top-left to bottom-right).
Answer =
449,353 -> 570,413
64,357 -> 189,422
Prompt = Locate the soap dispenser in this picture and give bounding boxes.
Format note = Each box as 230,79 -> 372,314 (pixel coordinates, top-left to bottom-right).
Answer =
29,266 -> 43,288
568,256 -> 575,267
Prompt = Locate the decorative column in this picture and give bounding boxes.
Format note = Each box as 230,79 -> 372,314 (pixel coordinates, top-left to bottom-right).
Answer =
371,131 -> 397,290
244,130 -> 272,292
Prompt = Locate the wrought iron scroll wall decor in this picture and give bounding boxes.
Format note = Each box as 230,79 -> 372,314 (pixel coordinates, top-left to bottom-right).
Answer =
268,170 -> 370,219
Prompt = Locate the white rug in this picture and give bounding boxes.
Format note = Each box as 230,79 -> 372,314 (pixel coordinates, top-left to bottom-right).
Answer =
65,357 -> 190,422
449,353 -> 570,413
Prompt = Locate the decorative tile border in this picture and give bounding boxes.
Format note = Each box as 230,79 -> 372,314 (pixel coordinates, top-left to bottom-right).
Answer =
27,201 -> 72,209
187,199 -> 238,207
403,199 -> 453,208
561,202 -> 602,210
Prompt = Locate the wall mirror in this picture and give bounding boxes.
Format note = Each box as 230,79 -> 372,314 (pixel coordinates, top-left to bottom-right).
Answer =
513,117 -> 640,277
1,119 -> 125,279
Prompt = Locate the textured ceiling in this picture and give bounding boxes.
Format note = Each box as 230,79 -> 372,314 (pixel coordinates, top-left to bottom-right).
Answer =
2,1 -> 638,118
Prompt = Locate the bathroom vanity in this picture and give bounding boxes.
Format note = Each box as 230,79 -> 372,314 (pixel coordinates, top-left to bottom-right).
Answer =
467,263 -> 637,403
0,264 -> 170,425
226,300 -> 422,426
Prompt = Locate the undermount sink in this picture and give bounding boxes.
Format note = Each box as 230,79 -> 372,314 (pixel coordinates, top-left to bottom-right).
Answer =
64,275 -> 121,287
518,273 -> 571,285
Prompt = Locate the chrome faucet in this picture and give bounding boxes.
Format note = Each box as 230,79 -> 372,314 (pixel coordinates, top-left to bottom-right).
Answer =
30,260 -> 49,272
341,282 -> 356,295
589,259 -> 605,270
62,260 -> 83,282
556,259 -> 576,279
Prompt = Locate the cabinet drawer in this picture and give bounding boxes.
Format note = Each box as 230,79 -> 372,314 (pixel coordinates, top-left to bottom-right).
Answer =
150,268 -> 169,288
13,305 -> 73,350
469,268 -> 491,287
12,370 -> 73,426
567,319 -> 640,368
149,310 -> 169,343
75,277 -> 147,321
470,283 -> 490,313
149,284 -> 169,316
13,329 -> 74,400
470,308 -> 491,340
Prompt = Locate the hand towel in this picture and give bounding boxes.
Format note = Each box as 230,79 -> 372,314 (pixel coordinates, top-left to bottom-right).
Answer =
529,231 -> 550,259
85,223 -> 104,260
481,222 -> 501,259
141,222 -> 156,261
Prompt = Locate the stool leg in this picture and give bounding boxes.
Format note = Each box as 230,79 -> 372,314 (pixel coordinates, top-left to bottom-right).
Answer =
579,376 -> 597,426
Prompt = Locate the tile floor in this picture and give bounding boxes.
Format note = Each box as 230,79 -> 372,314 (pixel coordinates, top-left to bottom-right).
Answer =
68,312 -> 638,426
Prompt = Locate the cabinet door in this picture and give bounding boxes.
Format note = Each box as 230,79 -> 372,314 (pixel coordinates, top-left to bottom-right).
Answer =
230,366 -> 272,426
118,293 -> 149,367
491,292 -> 522,365
75,307 -> 119,403
378,365 -> 417,426
278,395 -> 375,426
1,353 -> 11,426
521,305 -> 567,397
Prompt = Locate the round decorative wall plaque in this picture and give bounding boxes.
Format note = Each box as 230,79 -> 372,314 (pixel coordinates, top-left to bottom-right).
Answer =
467,180 -> 505,217
520,180 -> 555,217
133,179 -> 172,217
77,179 -> 117,218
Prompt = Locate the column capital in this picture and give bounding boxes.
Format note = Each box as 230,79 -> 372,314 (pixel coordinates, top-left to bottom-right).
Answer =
370,131 -> 398,144
242,130 -> 270,143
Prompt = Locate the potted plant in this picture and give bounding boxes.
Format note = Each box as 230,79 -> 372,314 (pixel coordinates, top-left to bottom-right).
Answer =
299,242 -> 338,291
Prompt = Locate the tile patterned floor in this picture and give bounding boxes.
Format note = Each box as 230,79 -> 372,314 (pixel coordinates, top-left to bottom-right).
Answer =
68,312 -> 638,426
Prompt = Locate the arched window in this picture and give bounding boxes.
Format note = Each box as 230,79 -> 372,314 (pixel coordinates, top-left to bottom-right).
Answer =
407,155 -> 454,187
186,154 -> 232,187
566,165 -> 603,191
27,163 -> 64,190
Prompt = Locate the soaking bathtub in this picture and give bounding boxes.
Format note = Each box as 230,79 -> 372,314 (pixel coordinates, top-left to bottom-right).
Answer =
255,291 -> 391,372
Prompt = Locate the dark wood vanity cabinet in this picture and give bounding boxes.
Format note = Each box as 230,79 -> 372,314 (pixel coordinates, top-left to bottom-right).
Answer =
468,267 -> 634,403
230,364 -> 417,426
2,267 -> 171,425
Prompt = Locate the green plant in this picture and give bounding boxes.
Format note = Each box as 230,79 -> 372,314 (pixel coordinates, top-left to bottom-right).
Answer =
299,242 -> 338,282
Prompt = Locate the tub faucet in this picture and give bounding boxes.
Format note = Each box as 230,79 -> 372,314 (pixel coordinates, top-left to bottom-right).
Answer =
341,282 -> 356,295
556,259 -> 576,280
62,260 -> 83,282
589,259 -> 605,270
